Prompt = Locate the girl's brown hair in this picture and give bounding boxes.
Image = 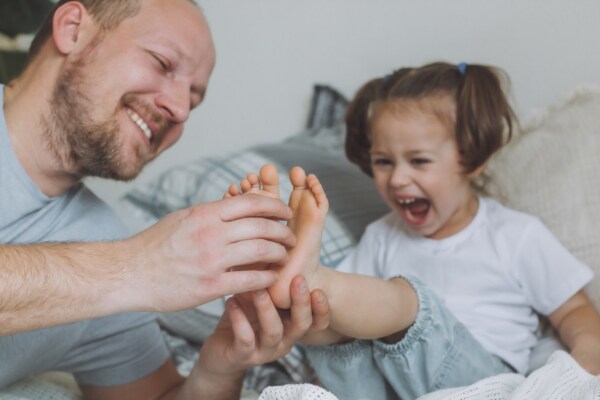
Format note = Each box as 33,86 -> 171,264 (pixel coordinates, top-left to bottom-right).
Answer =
345,62 -> 517,192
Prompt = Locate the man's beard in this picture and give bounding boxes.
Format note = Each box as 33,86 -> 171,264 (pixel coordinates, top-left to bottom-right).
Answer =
44,39 -> 147,181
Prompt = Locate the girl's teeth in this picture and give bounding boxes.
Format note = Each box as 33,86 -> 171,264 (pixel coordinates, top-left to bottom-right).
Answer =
397,198 -> 416,205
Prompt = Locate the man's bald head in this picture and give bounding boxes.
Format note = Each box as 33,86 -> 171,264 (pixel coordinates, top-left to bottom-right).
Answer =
27,0 -> 199,63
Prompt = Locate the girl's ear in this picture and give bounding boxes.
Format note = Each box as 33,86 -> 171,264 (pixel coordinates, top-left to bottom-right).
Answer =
51,2 -> 93,55
467,162 -> 488,179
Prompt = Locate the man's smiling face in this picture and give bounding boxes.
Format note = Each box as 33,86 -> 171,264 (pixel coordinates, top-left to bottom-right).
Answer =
46,0 -> 215,180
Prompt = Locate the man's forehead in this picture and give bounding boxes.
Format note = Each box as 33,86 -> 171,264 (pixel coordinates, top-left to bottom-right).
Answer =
125,0 -> 209,44
133,0 -> 215,101
140,0 -> 199,11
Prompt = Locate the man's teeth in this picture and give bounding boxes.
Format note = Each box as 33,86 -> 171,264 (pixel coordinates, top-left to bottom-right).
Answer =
126,109 -> 152,141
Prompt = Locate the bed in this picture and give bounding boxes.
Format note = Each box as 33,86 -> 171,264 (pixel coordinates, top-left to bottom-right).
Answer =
2,84 -> 599,400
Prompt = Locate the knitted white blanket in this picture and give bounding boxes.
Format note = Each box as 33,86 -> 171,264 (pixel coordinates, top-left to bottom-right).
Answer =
258,351 -> 600,400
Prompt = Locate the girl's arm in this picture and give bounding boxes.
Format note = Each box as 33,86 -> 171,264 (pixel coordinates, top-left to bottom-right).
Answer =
301,269 -> 418,345
549,290 -> 600,375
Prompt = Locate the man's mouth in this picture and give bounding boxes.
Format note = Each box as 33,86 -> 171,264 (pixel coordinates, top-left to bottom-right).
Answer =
126,108 -> 153,141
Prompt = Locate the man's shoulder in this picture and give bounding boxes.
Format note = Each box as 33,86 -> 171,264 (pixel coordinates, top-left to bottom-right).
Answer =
0,183 -> 128,244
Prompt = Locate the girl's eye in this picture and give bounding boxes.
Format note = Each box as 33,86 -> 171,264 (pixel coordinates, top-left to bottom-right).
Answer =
372,158 -> 392,166
411,158 -> 430,165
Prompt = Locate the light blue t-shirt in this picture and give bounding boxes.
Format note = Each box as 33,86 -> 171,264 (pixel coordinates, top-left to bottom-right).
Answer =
0,85 -> 169,387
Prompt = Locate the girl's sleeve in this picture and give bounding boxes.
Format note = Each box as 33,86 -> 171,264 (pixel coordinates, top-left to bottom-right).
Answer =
513,218 -> 593,315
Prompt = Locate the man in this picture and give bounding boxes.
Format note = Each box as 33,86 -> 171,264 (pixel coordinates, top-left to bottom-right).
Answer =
0,0 -> 328,398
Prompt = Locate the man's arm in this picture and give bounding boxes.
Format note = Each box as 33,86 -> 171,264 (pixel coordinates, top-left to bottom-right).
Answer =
0,240 -> 133,334
0,194 -> 295,335
78,276 -> 330,400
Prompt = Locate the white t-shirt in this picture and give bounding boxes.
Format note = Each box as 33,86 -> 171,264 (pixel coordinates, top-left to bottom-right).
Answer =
337,197 -> 593,373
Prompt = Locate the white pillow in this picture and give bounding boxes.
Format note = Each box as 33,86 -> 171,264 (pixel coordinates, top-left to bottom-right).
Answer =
489,86 -> 600,310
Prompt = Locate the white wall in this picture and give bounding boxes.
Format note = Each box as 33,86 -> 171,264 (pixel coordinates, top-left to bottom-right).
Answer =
87,0 -> 600,209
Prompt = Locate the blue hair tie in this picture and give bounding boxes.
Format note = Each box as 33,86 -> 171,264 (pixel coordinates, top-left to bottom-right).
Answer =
382,73 -> 392,82
457,63 -> 468,76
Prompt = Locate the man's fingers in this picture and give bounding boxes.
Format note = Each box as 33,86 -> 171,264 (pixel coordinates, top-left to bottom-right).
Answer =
216,270 -> 279,297
223,239 -> 291,268
224,218 -> 296,248
310,288 -> 330,332
226,297 -> 256,356
287,276 -> 314,340
217,194 -> 293,222
251,290 -> 284,349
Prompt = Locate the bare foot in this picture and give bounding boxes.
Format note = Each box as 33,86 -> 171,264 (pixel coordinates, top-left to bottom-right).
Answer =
268,166 -> 329,309
233,163 -> 280,199
223,164 -> 282,273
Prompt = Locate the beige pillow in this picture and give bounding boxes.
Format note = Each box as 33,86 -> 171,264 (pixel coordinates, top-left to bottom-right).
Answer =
488,86 -> 600,310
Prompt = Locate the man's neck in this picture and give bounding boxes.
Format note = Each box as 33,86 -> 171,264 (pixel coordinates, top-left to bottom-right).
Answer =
3,68 -> 81,198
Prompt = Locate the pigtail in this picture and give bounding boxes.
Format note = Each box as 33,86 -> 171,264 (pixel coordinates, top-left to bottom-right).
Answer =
455,65 -> 516,175
345,79 -> 382,177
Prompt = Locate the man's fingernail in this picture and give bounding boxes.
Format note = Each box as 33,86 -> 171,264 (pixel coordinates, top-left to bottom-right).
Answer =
317,292 -> 326,304
254,289 -> 267,299
228,298 -> 240,309
297,279 -> 308,294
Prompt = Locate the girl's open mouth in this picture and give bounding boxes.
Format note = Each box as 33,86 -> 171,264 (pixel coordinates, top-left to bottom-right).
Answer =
397,197 -> 430,225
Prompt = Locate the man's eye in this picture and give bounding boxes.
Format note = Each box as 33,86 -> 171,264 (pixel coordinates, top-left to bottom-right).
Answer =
153,55 -> 169,71
411,158 -> 430,165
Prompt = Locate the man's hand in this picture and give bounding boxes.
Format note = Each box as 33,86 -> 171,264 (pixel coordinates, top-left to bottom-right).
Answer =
182,276 -> 329,399
121,194 -> 297,313
0,193 -> 295,334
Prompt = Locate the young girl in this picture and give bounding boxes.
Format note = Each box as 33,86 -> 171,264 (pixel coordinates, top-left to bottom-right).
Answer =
229,62 -> 600,399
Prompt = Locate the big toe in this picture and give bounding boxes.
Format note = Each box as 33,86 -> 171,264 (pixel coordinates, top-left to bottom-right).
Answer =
288,166 -> 308,211
259,163 -> 280,198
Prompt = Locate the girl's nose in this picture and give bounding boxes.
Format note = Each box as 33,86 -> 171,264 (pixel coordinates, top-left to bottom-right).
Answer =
390,165 -> 412,188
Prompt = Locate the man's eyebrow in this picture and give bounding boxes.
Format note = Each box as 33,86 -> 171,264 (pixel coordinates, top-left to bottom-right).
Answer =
158,38 -> 190,62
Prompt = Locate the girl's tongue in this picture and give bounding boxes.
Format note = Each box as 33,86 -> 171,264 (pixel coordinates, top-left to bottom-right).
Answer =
400,198 -> 430,225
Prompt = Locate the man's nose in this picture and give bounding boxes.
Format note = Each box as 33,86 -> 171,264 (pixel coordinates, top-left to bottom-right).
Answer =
156,81 -> 191,124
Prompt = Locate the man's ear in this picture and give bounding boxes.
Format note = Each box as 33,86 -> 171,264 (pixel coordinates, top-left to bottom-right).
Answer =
51,2 -> 93,55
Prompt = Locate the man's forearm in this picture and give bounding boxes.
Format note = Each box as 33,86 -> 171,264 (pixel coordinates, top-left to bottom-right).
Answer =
0,241 -> 134,334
